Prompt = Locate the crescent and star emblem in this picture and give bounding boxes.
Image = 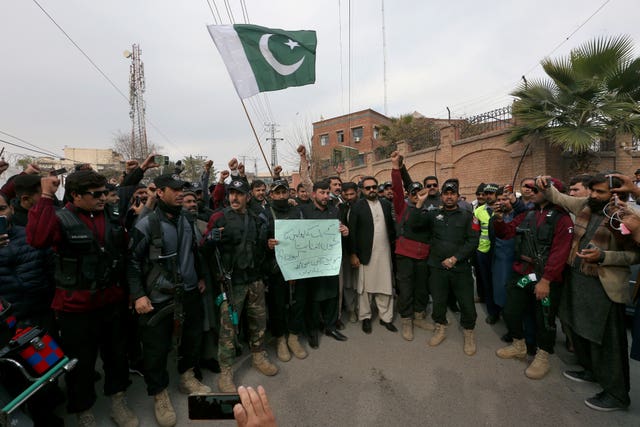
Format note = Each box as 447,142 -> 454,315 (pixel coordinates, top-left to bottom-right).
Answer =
259,34 -> 305,76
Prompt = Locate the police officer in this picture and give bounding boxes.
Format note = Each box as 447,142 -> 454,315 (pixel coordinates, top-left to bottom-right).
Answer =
203,179 -> 278,393
409,178 -> 480,355
27,170 -> 137,427
128,174 -> 210,427
263,179 -> 309,362
493,179 -> 573,379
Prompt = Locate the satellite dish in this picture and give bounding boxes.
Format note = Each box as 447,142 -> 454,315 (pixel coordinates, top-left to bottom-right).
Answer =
123,50 -> 132,58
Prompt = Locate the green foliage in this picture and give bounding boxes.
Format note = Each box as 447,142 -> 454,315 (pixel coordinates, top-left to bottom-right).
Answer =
380,114 -> 440,151
509,35 -> 640,157
16,156 -> 35,170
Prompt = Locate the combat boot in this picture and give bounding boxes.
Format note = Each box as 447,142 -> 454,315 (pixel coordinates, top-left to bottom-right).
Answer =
252,351 -> 278,376
218,366 -> 236,392
110,391 -> 139,427
463,329 -> 476,356
428,323 -> 447,346
414,311 -> 436,331
496,338 -> 527,359
153,389 -> 176,427
525,349 -> 550,379
287,334 -> 308,359
276,336 -> 291,362
401,318 -> 414,341
179,368 -> 212,394
77,410 -> 97,427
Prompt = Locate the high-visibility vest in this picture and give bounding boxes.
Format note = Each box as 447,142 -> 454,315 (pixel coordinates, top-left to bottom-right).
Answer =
474,204 -> 492,253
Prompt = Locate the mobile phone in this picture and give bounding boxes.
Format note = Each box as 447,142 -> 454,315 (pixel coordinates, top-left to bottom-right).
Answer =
0,216 -> 7,235
188,393 -> 240,420
154,155 -> 169,166
135,196 -> 141,207
52,168 -> 67,176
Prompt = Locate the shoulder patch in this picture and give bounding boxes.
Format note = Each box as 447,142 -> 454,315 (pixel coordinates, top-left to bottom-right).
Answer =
472,216 -> 481,231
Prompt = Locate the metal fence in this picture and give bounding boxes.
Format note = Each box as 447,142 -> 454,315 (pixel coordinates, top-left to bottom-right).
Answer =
458,106 -> 513,139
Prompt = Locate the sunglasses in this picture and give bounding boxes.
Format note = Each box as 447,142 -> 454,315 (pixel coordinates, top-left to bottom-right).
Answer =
363,185 -> 377,191
523,184 -> 539,194
81,190 -> 109,198
425,184 -> 438,188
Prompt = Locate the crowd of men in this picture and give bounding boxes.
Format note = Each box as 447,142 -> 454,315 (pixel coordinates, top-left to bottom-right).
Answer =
0,148 -> 640,426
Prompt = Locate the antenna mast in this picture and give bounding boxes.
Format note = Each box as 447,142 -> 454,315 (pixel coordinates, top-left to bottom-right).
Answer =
125,44 -> 148,159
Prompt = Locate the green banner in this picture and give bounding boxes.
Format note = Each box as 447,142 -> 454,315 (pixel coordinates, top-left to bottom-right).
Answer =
274,219 -> 342,281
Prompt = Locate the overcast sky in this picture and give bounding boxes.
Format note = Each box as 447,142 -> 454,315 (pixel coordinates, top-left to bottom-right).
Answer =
2,0 -> 639,174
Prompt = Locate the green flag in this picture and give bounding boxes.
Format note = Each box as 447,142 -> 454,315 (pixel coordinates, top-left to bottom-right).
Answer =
208,24 -> 317,99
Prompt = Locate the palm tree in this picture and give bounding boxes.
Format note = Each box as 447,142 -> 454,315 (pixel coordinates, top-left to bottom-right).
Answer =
508,35 -> 640,172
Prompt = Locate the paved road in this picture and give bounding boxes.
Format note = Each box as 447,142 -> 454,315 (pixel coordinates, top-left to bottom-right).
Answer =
52,305 -> 639,426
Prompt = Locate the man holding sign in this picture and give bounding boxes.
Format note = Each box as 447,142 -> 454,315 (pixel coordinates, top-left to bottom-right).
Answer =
294,180 -> 349,348
264,179 -> 309,362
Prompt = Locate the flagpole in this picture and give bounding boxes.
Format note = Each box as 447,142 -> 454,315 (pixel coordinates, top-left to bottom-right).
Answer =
240,98 -> 273,178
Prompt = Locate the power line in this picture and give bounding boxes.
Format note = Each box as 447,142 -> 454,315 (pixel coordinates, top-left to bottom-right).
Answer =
421,0 -> 613,120
204,0 -> 219,25
0,129 -> 64,159
523,0 -> 612,76
31,0 -> 128,103
0,137 -> 67,159
31,0 -> 186,157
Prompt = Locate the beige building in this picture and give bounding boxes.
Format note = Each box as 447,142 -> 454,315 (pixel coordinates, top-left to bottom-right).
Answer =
37,147 -> 124,173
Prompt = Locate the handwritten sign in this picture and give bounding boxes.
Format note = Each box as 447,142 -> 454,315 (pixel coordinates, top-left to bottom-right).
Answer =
274,219 -> 342,281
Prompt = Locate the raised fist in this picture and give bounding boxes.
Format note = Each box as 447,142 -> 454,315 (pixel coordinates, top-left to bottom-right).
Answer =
204,160 -> 213,171
228,158 -> 239,170
274,165 -> 283,176
297,145 -> 306,157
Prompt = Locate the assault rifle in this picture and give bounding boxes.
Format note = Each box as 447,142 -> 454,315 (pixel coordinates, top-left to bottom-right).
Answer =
213,247 -> 239,335
515,226 -> 555,331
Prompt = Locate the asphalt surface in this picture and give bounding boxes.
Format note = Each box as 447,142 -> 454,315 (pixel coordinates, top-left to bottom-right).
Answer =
45,305 -> 639,427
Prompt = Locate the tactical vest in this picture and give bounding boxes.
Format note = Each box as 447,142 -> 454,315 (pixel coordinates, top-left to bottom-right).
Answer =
219,207 -> 266,273
54,208 -> 125,291
515,208 -> 563,270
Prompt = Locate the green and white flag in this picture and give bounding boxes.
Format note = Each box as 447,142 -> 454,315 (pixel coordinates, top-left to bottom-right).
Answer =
207,24 -> 317,99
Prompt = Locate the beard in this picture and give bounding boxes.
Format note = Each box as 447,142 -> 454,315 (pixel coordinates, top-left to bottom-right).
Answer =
366,192 -> 378,201
587,197 -> 608,213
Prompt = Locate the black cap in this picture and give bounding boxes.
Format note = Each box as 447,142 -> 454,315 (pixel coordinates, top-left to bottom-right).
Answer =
271,179 -> 289,191
483,183 -> 499,193
442,180 -> 459,194
475,183 -> 486,194
635,168 -> 640,175
228,179 -> 250,194
153,174 -> 189,190
408,182 -> 423,194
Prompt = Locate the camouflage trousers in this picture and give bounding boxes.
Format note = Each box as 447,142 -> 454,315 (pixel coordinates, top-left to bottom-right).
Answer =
218,279 -> 267,368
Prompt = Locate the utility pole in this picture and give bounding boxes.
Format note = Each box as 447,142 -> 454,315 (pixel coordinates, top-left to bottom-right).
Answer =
265,123 -> 283,170
124,44 -> 148,159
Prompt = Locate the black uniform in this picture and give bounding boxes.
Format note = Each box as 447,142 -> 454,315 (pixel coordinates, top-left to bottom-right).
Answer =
295,202 -> 342,335
263,202 -> 301,338
408,206 -> 479,328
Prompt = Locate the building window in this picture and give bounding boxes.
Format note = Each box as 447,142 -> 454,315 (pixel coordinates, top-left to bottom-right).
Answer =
320,134 -> 329,146
373,126 -> 379,139
351,127 -> 363,142
337,131 -> 344,143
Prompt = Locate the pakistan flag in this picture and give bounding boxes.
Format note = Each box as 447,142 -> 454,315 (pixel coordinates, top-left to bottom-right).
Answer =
208,24 -> 317,99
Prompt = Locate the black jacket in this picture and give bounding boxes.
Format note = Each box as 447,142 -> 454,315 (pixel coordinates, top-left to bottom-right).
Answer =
0,225 -> 54,319
348,197 -> 396,265
408,206 -> 479,270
